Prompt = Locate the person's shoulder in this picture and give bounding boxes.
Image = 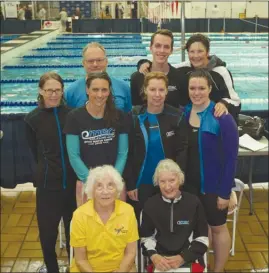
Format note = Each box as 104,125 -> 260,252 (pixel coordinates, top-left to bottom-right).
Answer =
66,78 -> 85,92
25,107 -> 41,123
111,77 -> 130,91
176,61 -> 192,70
144,193 -> 162,209
217,113 -> 236,126
163,104 -> 184,118
68,106 -> 86,117
130,71 -> 144,81
117,200 -> 135,214
181,191 -> 202,206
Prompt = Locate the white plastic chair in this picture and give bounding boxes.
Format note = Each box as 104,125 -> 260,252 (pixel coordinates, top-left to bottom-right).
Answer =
227,178 -> 245,256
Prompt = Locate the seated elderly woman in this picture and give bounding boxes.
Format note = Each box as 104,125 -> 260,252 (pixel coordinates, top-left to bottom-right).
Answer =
70,165 -> 139,272
140,159 -> 208,272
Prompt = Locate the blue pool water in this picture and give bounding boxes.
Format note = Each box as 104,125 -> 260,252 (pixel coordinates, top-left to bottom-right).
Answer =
1,33 -> 268,113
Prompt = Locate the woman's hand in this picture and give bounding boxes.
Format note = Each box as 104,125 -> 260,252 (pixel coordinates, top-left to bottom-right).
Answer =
214,102 -> 228,117
217,196 -> 229,210
127,189 -> 138,201
139,62 -> 150,75
228,191 -> 237,213
151,254 -> 171,271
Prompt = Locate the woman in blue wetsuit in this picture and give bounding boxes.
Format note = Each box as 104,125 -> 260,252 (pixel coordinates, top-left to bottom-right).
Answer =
183,68 -> 239,272
64,72 -> 130,205
25,72 -> 77,273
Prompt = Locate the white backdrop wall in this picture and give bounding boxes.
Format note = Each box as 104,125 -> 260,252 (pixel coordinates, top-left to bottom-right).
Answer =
147,1 -> 268,19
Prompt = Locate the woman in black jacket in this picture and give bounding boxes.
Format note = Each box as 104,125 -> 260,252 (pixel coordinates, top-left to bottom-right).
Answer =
25,72 -> 77,273
125,71 -> 188,218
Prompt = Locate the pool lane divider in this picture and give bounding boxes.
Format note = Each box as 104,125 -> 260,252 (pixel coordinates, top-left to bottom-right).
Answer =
3,64 -> 137,69
21,54 -> 147,58
1,78 -> 130,83
34,47 -> 146,50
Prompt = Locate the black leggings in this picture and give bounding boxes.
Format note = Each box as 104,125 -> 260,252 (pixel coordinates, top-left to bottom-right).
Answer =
36,187 -> 76,272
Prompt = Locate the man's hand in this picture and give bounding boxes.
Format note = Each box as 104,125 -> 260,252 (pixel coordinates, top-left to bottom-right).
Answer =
127,189 -> 138,201
165,255 -> 185,269
139,62 -> 150,75
217,197 -> 229,210
214,102 -> 228,117
151,254 -> 171,271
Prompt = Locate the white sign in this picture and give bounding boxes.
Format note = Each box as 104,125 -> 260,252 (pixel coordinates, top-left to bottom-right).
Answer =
43,21 -> 61,30
5,2 -> 17,18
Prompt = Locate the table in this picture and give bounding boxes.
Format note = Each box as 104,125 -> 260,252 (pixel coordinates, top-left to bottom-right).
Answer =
238,136 -> 268,215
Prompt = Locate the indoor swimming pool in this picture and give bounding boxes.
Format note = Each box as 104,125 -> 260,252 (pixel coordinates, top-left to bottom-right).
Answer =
1,33 -> 268,113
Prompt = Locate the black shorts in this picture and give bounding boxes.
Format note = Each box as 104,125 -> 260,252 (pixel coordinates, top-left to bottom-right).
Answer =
199,193 -> 228,226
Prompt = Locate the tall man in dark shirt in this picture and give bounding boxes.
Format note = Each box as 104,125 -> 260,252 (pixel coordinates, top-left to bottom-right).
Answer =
130,29 -> 188,108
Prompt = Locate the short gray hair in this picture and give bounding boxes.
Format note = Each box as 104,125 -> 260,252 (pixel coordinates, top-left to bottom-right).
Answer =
153,159 -> 185,186
84,165 -> 124,199
82,42 -> 106,60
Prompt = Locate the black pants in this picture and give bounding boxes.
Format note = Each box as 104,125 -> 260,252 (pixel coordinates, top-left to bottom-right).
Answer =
36,187 -> 76,272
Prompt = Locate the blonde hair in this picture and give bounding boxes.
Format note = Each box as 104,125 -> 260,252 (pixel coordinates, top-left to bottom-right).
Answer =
141,71 -> 168,101
153,159 -> 185,187
84,165 -> 124,199
82,42 -> 106,59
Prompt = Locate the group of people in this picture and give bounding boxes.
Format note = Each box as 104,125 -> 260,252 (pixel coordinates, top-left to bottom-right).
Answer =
17,4 -> 46,20
24,29 -> 241,273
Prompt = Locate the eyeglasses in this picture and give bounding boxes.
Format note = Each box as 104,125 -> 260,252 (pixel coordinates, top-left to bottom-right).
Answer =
84,58 -> 107,65
42,89 -> 63,96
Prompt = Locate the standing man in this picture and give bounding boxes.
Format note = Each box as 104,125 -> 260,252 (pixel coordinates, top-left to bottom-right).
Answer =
130,29 -> 187,108
38,5 -> 46,20
17,5 -> 26,20
64,42 -> 132,112
59,7 -> 68,32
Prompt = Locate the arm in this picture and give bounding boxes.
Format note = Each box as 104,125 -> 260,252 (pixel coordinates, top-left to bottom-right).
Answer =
66,134 -> 89,183
116,241 -> 136,272
217,115 -> 239,199
123,115 -> 137,192
130,72 -> 143,106
71,211 -> 93,272
74,247 -> 93,272
114,134 -> 128,175
181,199 -> 209,263
25,121 -> 38,163
175,113 -> 188,172
213,67 -> 241,121
136,59 -> 151,71
125,84 -> 132,112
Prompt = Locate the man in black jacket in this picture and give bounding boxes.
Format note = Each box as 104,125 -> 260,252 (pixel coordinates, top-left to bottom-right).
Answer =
140,159 -> 208,272
130,29 -> 188,108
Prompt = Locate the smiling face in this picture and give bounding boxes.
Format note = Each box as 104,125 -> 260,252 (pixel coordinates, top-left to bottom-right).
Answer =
93,174 -> 118,208
158,171 -> 181,200
150,34 -> 173,65
188,76 -> 211,106
188,42 -> 209,68
145,78 -> 167,109
39,79 -> 63,108
87,78 -> 110,109
83,47 -> 108,74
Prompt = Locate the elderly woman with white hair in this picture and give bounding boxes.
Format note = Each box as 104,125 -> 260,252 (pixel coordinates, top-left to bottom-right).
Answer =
140,159 -> 208,272
70,165 -> 139,273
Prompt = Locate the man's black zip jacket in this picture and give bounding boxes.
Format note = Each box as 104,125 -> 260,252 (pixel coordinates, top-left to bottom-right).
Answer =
24,105 -> 76,190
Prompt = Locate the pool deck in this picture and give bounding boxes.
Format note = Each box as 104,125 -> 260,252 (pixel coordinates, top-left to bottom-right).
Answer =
0,30 -> 55,55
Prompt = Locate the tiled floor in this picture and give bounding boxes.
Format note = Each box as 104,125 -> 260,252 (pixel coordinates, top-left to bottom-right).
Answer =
0,183 -> 268,272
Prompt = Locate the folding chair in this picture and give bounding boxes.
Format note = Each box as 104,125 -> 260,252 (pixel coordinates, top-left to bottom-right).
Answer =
227,178 -> 245,256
